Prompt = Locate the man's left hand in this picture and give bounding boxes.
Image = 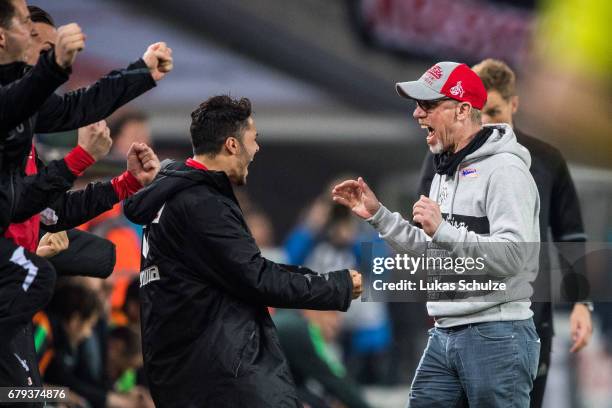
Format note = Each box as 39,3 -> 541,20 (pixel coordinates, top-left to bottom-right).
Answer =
127,143 -> 160,186
569,303 -> 593,353
413,195 -> 442,237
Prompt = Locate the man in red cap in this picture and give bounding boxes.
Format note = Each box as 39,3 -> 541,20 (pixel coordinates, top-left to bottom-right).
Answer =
333,62 -> 541,407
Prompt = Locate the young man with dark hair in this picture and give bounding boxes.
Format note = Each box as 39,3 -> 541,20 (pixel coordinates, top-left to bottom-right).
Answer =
417,58 -> 593,408
124,95 -> 363,407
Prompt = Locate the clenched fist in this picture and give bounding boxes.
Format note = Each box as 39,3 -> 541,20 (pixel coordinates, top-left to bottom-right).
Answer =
143,42 -> 173,81
78,120 -> 112,160
350,269 -> 363,299
55,23 -> 86,69
127,143 -> 160,186
36,231 -> 69,258
412,195 -> 443,237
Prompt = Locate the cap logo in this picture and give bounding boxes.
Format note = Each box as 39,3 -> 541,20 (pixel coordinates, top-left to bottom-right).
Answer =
423,65 -> 443,86
450,81 -> 465,98
426,65 -> 443,80
427,65 -> 442,79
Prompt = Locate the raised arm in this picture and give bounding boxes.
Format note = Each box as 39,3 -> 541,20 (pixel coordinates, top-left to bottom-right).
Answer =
188,198 -> 360,310
35,42 -> 173,133
0,22 -> 85,133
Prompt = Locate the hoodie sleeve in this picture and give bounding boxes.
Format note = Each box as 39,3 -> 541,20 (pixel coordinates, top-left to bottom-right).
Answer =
432,164 -> 540,277
41,180 -> 120,232
123,160 -> 178,225
0,50 -> 69,134
186,197 -> 353,311
365,204 -> 430,256
10,159 -> 76,223
34,59 -> 155,133
43,229 -> 116,279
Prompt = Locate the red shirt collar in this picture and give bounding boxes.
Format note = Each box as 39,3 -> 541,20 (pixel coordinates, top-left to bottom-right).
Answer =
185,158 -> 208,171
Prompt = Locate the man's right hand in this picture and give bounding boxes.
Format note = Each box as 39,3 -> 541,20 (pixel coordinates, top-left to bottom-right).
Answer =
36,231 -> 69,258
332,177 -> 381,220
350,270 -> 362,299
55,23 -> 86,69
78,120 -> 112,160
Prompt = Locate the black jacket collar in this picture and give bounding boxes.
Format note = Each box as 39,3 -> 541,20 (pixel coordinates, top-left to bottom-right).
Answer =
0,60 -> 29,85
123,159 -> 241,225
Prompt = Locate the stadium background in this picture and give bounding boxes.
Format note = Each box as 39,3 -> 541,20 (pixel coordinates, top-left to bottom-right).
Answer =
31,0 -> 612,407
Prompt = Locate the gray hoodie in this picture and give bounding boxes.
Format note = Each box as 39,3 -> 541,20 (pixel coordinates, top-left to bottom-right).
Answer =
368,124 -> 540,327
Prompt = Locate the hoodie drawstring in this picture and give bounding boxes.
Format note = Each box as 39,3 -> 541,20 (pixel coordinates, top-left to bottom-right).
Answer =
449,167 -> 460,219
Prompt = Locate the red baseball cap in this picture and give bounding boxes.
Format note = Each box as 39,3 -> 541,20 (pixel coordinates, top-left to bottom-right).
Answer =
396,62 -> 487,109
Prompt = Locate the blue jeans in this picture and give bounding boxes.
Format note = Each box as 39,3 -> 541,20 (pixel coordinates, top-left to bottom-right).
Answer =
408,319 -> 540,408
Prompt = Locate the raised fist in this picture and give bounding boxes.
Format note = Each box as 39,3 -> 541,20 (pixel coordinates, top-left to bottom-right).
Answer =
142,42 -> 173,81
78,120 -> 112,161
55,23 -> 86,69
127,143 -> 160,186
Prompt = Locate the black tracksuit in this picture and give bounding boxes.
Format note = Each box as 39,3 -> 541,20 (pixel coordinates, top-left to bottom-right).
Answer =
124,160 -> 354,408
0,48 -> 155,393
0,48 -> 156,234
417,129 -> 587,408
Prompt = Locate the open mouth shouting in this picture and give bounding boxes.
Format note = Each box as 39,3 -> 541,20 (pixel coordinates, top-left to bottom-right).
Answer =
421,124 -> 435,142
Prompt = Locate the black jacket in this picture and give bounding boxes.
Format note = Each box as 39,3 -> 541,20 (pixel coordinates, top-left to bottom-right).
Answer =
44,229 -> 116,279
124,160 -> 354,408
417,129 -> 587,337
0,49 -> 155,233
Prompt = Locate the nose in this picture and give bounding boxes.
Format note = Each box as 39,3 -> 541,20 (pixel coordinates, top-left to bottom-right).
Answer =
413,105 -> 426,119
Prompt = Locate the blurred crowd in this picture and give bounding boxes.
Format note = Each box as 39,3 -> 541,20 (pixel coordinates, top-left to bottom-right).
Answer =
16,1 -> 610,407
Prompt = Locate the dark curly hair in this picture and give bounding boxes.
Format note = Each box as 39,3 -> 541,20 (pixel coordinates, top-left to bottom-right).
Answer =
190,95 -> 252,157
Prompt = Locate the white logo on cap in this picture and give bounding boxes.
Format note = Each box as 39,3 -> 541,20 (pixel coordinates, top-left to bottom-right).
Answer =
450,81 -> 465,97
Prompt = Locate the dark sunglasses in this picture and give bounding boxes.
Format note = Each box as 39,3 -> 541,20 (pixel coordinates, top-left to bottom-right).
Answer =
414,97 -> 454,111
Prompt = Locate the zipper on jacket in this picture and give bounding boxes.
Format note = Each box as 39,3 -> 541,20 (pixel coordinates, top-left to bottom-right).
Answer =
9,171 -> 16,218
234,330 -> 256,378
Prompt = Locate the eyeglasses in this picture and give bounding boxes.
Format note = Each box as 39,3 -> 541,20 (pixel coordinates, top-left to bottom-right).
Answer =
414,97 -> 455,112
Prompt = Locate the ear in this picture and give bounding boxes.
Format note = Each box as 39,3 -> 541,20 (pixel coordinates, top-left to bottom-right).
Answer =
0,28 -> 6,50
511,95 -> 519,114
224,136 -> 239,155
457,102 -> 472,121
